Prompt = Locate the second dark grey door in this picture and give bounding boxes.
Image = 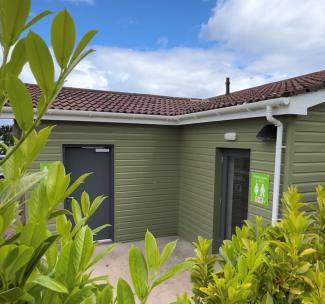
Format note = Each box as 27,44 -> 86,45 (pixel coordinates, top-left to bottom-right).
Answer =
218,149 -> 250,247
64,146 -> 114,241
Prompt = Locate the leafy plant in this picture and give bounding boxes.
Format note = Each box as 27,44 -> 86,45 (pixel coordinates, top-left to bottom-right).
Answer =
0,125 -> 14,155
0,1 -> 192,303
116,230 -> 194,304
189,187 -> 325,303
188,237 -> 217,303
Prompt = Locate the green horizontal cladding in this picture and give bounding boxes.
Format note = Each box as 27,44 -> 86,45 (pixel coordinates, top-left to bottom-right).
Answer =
34,122 -> 180,242
177,118 -> 288,243
285,103 -> 325,202
35,115 -> 295,243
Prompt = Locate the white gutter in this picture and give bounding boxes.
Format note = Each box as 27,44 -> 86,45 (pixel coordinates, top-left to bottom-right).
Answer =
1,89 -> 325,125
266,105 -> 283,225
1,97 -> 291,126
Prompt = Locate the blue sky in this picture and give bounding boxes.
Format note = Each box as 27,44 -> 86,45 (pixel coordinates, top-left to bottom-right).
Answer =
32,0 -> 215,49
18,0 -> 325,99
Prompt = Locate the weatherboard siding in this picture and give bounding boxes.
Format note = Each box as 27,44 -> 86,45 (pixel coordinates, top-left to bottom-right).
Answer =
34,115 -> 296,244
285,103 -> 325,202
177,118 -> 287,243
35,122 -> 180,242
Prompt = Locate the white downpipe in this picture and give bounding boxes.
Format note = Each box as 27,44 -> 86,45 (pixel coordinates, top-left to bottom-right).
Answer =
266,105 -> 283,225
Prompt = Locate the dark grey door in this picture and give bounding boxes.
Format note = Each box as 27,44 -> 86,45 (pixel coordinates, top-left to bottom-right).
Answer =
64,146 -> 114,241
218,149 -> 250,247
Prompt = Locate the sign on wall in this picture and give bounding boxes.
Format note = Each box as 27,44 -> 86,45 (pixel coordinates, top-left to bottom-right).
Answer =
250,172 -> 270,206
40,162 -> 51,173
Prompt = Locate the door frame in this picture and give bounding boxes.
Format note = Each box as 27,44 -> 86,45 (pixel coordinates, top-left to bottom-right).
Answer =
62,144 -> 115,241
213,148 -> 250,251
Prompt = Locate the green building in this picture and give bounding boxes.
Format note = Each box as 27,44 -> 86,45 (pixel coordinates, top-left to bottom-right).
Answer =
6,70 -> 325,248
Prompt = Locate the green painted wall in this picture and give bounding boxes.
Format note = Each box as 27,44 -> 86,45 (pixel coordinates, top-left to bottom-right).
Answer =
35,122 -> 180,242
284,104 -> 325,202
177,118 -> 289,242
36,115 -> 297,243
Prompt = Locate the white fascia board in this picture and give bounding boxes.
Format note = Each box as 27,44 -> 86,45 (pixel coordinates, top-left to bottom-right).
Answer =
1,89 -> 325,126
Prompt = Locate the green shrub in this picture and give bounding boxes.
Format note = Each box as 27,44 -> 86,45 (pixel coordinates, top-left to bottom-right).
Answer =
0,1 -> 192,303
189,186 -> 325,303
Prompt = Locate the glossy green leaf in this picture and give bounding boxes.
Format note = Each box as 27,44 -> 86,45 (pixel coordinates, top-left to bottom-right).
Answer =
152,261 -> 193,288
261,293 -> 274,304
129,245 -> 148,300
64,173 -> 91,200
81,191 -> 90,215
21,234 -> 59,286
71,30 -> 97,62
159,239 -> 177,267
6,38 -> 27,76
145,230 -> 159,273
92,223 -> 111,235
25,31 -> 54,96
49,209 -> 72,220
72,226 -> 94,272
23,10 -> 52,31
96,285 -> 113,304
0,0 -> 30,46
0,287 -> 23,302
51,9 -> 76,69
86,243 -> 117,269
32,274 -> 68,293
89,195 -> 106,217
117,278 -> 135,304
71,199 -> 82,223
5,75 -> 34,131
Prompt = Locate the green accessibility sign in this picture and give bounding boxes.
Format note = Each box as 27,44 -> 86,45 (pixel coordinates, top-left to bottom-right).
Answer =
250,172 -> 270,206
40,162 -> 51,173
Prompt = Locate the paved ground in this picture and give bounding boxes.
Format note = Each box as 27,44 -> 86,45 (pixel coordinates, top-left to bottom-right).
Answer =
92,236 -> 194,304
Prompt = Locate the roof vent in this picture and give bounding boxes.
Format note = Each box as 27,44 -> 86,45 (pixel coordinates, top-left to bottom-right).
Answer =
225,77 -> 230,95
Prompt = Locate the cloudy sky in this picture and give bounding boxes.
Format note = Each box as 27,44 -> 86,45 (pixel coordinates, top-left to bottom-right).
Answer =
27,0 -> 325,98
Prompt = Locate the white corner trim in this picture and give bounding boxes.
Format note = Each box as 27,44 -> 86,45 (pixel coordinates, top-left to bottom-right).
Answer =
1,89 -> 325,126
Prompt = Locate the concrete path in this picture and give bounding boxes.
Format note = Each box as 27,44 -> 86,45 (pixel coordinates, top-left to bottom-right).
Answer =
92,236 -> 194,304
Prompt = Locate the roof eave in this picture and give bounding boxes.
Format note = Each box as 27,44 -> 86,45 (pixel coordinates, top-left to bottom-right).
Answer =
2,89 -> 325,126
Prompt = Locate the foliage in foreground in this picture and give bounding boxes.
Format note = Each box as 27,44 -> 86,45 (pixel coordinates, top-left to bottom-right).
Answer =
188,187 -> 325,304
0,1 -> 192,303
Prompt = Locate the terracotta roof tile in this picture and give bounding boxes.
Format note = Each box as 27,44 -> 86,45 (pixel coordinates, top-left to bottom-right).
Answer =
26,69 -> 325,116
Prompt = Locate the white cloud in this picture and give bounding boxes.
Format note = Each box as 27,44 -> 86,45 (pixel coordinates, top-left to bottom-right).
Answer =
157,36 -> 169,48
61,46 -> 277,98
20,0 -> 325,98
201,0 -> 325,53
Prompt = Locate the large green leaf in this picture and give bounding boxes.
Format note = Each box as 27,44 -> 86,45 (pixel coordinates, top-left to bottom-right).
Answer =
5,75 -> 34,131
0,0 -> 30,46
117,278 -> 135,304
25,31 -> 54,96
23,10 -> 52,31
72,226 -> 94,272
159,239 -> 177,267
129,245 -> 149,300
0,287 -> 23,302
152,261 -> 194,288
86,243 -> 117,270
145,230 -> 159,273
71,30 -> 97,62
51,9 -> 76,69
0,172 -> 45,211
21,234 -> 59,286
96,285 -> 113,304
46,162 -> 70,206
6,38 -> 27,76
32,274 -> 68,293
71,198 -> 82,223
